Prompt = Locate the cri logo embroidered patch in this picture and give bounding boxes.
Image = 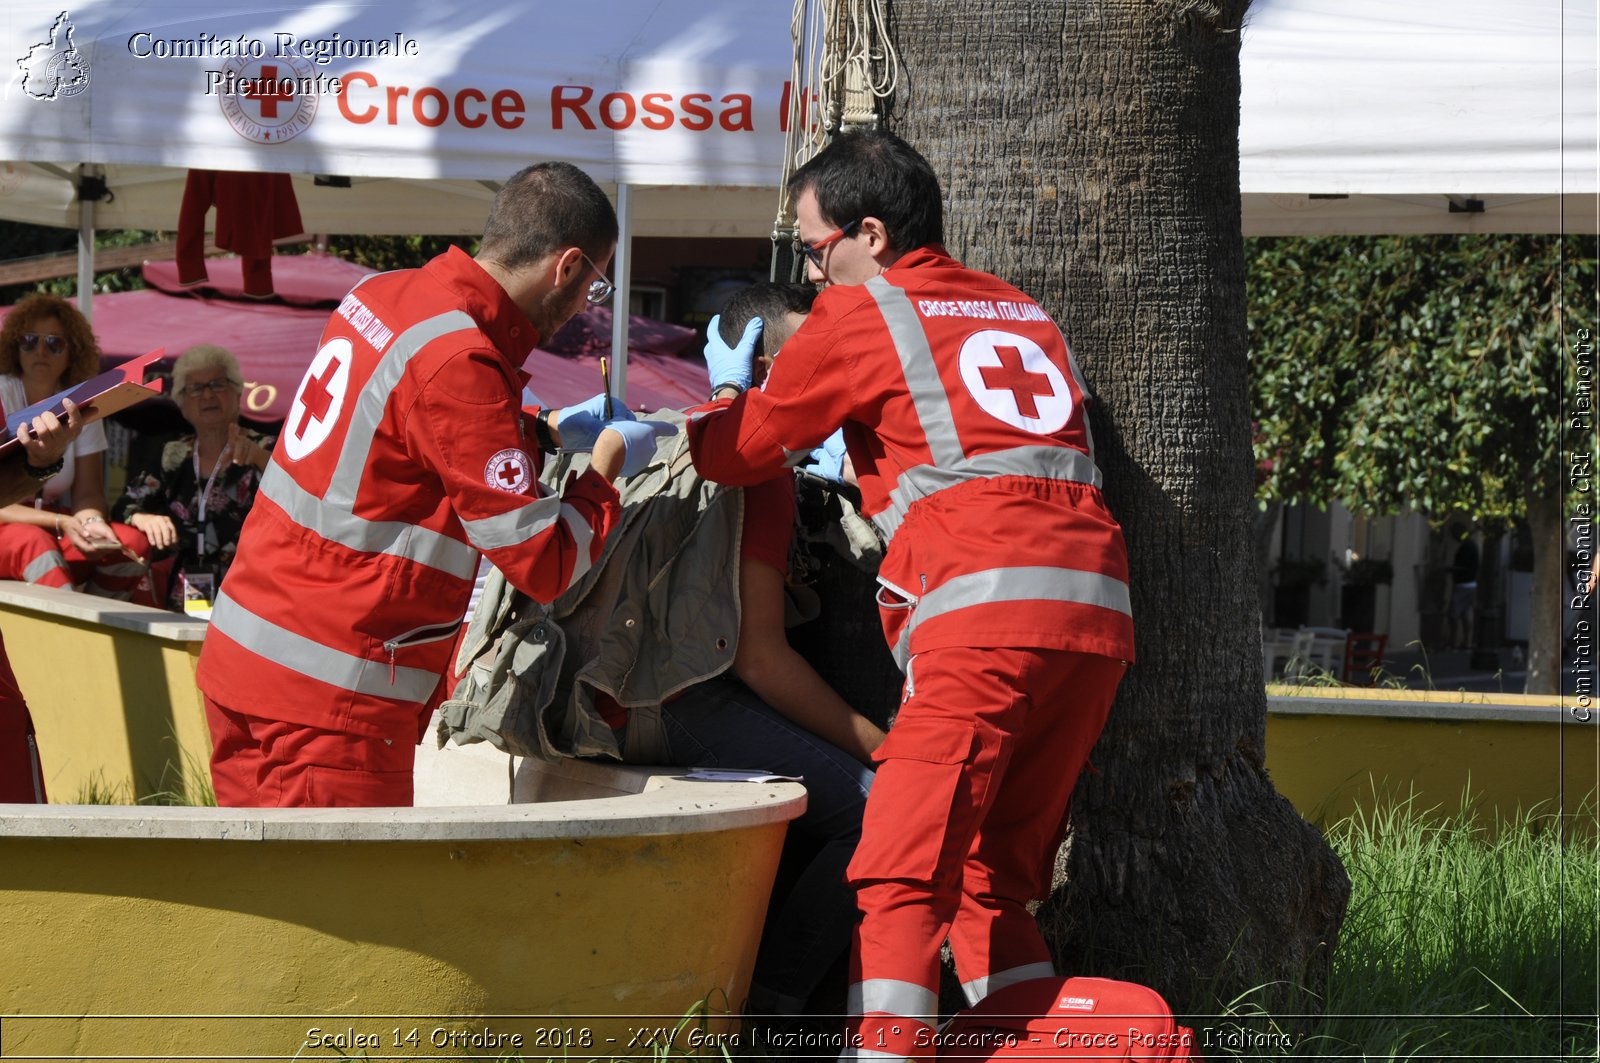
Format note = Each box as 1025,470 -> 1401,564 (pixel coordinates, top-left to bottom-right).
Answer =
485,449 -> 532,492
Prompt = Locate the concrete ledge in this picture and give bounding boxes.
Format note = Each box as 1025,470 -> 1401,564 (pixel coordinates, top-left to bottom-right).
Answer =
0,580 -> 207,642
1267,684 -> 1586,725
0,772 -> 806,842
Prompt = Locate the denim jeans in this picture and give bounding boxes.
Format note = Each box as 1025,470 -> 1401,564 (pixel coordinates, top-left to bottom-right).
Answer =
658,673 -> 873,1013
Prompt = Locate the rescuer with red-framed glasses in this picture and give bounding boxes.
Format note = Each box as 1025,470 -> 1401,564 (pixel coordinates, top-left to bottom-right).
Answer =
686,130 -> 1134,1060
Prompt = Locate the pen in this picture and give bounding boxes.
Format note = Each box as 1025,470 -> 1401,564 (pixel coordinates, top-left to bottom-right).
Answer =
600,357 -> 614,421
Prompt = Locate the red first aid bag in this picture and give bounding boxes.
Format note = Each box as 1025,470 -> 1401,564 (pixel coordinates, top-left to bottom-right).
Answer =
935,976 -> 1195,1061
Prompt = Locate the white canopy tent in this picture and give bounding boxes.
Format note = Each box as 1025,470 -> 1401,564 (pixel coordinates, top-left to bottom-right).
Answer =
0,0 -> 1594,351
0,0 -> 801,389
1239,0 -> 1597,236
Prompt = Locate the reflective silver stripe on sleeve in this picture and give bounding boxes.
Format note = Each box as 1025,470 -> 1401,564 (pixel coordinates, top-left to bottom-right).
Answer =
325,309 -> 478,508
846,978 -> 939,1024
892,565 -> 1132,667
559,503 -> 596,586
458,493 -> 563,554
23,551 -> 67,583
872,444 -> 1104,541
782,447 -> 810,467
960,961 -> 1056,1006
209,592 -> 442,703
258,462 -> 481,580
1058,327 -> 1097,461
866,276 -> 966,468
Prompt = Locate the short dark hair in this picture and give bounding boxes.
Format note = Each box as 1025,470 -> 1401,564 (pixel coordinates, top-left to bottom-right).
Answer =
718,283 -> 817,358
786,130 -> 944,252
480,162 -> 618,270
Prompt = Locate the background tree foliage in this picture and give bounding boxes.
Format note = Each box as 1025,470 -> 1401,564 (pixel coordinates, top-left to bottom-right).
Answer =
1247,233 -> 1596,692
1248,234 -> 1591,519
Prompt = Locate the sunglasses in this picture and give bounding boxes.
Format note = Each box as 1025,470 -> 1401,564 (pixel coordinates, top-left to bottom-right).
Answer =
799,219 -> 862,267
580,252 -> 614,306
20,333 -> 67,355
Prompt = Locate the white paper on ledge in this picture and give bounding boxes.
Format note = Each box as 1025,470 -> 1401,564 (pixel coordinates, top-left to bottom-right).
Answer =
682,769 -> 803,784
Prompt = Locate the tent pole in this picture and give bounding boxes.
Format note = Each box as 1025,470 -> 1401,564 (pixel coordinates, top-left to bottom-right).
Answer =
610,182 -> 632,406
76,164 -> 98,323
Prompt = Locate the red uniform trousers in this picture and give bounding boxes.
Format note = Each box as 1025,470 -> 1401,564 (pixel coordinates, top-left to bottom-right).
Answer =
0,631 -> 46,803
846,645 -> 1124,1061
0,520 -> 157,605
205,695 -> 415,807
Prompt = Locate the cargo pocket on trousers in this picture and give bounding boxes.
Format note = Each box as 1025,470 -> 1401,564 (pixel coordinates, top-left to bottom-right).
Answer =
847,717 -> 977,886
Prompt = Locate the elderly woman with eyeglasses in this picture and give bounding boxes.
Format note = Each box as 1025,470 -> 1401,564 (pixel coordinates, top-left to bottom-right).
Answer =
112,344 -> 273,612
0,293 -> 157,604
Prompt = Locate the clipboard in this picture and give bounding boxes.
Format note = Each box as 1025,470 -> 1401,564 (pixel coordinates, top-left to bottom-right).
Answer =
0,348 -> 166,453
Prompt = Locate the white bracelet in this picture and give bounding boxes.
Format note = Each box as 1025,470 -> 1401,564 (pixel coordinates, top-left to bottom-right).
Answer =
80,515 -> 106,526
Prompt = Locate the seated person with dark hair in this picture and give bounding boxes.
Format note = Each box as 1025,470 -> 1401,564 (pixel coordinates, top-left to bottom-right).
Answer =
454,282 -> 883,1019
643,283 -> 883,1014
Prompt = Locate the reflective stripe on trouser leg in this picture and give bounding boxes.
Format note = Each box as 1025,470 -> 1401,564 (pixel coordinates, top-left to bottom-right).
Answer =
65,523 -> 156,605
947,651 -> 1124,994
22,549 -> 70,586
846,978 -> 941,1058
960,962 -> 1057,1006
845,893 -> 945,1061
0,524 -> 70,587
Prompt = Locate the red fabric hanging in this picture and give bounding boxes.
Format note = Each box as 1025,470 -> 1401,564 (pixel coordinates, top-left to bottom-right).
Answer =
176,170 -> 305,298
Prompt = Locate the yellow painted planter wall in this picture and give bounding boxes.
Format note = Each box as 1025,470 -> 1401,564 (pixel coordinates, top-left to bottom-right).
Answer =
1266,685 -> 1599,833
0,585 -> 211,803
2,813 -> 790,1060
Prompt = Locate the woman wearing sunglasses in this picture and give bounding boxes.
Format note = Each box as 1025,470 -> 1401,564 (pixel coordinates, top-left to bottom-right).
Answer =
0,294 -> 156,605
112,345 -> 273,613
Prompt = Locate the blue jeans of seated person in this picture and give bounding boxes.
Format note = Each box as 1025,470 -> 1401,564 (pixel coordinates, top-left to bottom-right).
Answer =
659,673 -> 873,1015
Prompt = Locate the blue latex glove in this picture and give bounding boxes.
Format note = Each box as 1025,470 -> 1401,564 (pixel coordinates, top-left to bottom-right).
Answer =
704,314 -> 762,394
799,428 -> 847,483
556,391 -> 636,451
602,419 -> 680,478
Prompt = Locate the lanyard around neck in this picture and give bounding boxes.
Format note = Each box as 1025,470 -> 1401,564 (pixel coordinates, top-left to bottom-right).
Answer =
194,442 -> 231,527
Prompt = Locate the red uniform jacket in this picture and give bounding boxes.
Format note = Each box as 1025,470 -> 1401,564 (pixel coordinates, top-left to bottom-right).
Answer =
687,247 -> 1133,667
197,248 -> 621,742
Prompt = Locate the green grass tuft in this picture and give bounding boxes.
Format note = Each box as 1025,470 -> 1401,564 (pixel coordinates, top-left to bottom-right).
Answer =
1210,790 -> 1599,1060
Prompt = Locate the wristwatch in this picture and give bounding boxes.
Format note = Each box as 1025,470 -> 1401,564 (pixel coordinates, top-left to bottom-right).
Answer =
25,456 -> 64,481
709,383 -> 745,401
533,408 -> 558,454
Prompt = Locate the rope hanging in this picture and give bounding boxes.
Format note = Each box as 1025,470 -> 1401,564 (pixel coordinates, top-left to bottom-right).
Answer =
771,0 -> 900,281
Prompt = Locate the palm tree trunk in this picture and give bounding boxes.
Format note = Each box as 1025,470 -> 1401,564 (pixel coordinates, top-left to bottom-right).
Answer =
885,0 -> 1350,1011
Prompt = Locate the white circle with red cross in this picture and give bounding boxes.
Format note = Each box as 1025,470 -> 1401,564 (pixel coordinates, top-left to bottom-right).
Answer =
957,329 -> 1074,434
485,449 -> 533,493
218,50 -> 318,144
283,339 -> 352,462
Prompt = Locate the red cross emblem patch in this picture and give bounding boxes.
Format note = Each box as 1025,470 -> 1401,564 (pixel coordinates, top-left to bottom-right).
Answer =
485,449 -> 533,493
283,339 -> 352,461
958,329 -> 1074,434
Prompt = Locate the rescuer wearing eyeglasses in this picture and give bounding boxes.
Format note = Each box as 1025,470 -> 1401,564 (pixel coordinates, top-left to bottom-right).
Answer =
686,131 -> 1134,1061
196,161 -> 672,808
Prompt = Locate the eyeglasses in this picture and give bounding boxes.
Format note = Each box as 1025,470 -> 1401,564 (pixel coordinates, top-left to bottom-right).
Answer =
798,219 -> 862,267
580,252 -> 614,306
20,333 -> 66,355
180,380 -> 236,397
